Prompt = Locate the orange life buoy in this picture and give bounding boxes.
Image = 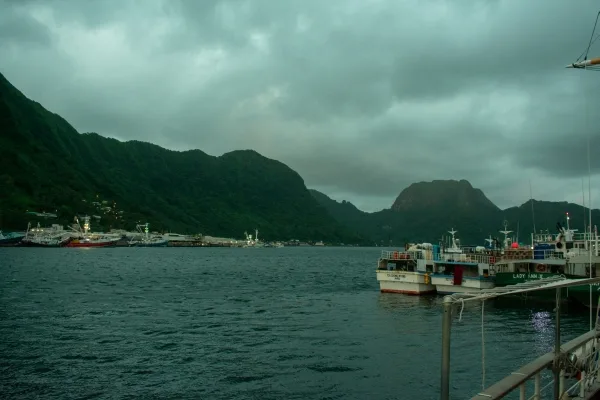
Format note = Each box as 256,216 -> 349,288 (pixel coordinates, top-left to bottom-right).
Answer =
536,264 -> 546,273
393,251 -> 399,259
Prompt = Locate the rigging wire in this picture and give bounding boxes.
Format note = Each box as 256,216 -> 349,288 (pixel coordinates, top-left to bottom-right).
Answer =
576,11 -> 600,62
578,32 -> 600,61
584,11 -> 600,60
572,11 -> 600,72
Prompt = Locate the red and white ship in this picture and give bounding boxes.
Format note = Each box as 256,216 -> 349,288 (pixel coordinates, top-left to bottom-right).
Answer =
64,216 -> 119,248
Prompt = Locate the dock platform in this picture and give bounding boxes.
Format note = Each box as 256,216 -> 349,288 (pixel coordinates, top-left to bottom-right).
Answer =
439,277 -> 600,400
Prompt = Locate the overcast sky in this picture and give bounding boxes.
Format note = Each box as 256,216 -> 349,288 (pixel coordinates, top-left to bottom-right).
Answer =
1,0 -> 600,214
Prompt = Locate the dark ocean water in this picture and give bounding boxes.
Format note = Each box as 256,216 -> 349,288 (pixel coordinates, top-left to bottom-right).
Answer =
0,247 -> 590,399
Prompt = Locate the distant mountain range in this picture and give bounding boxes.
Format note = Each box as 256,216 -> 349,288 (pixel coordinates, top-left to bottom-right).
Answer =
0,72 -> 361,243
310,179 -> 600,246
1,71 -> 597,246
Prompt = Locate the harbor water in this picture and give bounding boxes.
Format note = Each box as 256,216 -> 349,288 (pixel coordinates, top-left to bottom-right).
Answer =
0,247 -> 591,399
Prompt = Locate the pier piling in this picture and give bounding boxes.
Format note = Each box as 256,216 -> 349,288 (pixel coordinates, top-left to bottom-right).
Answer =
441,295 -> 453,400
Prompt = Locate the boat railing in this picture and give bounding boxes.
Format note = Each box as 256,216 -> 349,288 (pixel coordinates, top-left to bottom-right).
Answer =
471,329 -> 600,400
533,232 -> 597,243
533,233 -> 560,243
380,250 -> 423,260
500,249 -> 564,261
434,252 -> 496,265
566,247 -> 598,257
441,277 -> 600,400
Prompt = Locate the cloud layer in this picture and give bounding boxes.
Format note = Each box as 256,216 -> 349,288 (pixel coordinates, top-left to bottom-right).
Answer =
1,0 -> 600,212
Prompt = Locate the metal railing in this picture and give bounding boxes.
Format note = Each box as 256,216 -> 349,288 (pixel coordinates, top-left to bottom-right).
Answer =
533,232 -> 598,243
500,249 -> 564,261
380,250 -> 423,260
441,278 -> 600,400
434,252 -> 497,265
382,247 -> 581,265
471,330 -> 599,399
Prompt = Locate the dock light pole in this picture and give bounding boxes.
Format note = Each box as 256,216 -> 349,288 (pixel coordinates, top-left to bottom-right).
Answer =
441,295 -> 453,400
553,287 -> 562,400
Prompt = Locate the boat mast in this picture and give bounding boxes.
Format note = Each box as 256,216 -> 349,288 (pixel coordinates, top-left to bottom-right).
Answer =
566,9 -> 599,329
448,229 -> 458,250
499,221 -> 512,249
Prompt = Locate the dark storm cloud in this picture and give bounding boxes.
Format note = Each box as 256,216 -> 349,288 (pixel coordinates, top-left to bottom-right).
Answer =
0,3 -> 52,46
0,0 -> 599,211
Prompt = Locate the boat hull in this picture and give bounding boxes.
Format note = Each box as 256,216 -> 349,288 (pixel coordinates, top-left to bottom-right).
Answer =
431,275 -> 495,295
493,272 -> 566,300
20,238 -> 71,247
565,283 -> 600,308
376,270 -> 436,295
494,272 -> 563,286
133,240 -> 169,247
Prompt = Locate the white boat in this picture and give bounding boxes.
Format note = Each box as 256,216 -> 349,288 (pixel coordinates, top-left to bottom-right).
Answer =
129,223 -> 168,247
376,243 -> 436,295
21,222 -> 72,247
242,229 -> 265,247
430,229 -> 495,294
161,232 -> 198,243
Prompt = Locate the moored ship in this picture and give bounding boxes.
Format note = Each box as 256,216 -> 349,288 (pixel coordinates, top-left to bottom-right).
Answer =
430,229 -> 496,294
21,222 -> 72,247
376,243 -> 436,295
129,223 -> 168,247
64,216 -> 119,248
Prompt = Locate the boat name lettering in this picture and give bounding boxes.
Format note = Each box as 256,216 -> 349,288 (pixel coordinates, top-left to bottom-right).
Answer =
511,273 -> 548,279
386,273 -> 406,279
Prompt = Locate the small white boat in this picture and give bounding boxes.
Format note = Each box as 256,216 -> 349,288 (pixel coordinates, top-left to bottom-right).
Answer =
376,243 -> 436,295
129,223 -> 168,247
430,229 -> 495,294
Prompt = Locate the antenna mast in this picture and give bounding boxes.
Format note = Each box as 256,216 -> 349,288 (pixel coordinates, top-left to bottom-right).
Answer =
529,180 -> 536,234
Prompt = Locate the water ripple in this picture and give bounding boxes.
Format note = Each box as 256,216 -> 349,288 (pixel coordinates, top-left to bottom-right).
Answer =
0,247 -> 590,399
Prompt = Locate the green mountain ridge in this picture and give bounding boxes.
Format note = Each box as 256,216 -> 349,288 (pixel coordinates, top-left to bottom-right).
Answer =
310,181 -> 600,246
3,70 -> 597,246
0,72 -> 363,243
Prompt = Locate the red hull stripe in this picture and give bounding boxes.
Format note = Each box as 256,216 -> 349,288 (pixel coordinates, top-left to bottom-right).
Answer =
380,289 -> 436,296
66,241 -> 118,248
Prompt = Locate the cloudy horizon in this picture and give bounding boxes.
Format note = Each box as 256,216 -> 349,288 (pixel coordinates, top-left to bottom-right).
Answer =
2,0 -> 599,213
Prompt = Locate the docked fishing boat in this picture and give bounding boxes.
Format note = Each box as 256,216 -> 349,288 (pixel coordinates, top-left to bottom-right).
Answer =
65,216 -> 119,248
129,223 -> 168,247
493,217 -> 599,305
492,222 -> 566,288
242,229 -> 265,248
376,243 -> 436,295
21,222 -> 72,247
430,229 -> 496,294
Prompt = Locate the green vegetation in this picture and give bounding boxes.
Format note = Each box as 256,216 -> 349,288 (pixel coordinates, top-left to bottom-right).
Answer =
3,71 -> 596,247
311,181 -> 600,246
0,72 -> 364,243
